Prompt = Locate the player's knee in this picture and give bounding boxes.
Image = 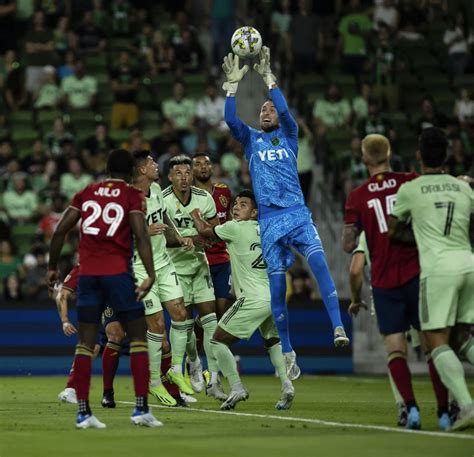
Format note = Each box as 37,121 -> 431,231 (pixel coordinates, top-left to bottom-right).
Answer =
264,337 -> 280,349
106,322 -> 125,343
146,312 -> 165,333
168,300 -> 187,322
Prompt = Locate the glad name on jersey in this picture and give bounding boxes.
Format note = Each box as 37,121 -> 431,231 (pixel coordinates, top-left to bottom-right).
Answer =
257,148 -> 289,161
146,208 -> 163,225
368,178 -> 397,192
94,187 -> 121,197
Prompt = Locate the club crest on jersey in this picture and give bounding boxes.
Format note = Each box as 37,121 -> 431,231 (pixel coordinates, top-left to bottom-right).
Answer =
271,137 -> 280,146
103,306 -> 114,318
219,195 -> 228,208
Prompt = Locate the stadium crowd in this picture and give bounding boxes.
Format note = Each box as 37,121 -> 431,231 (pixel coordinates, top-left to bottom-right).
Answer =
0,0 -> 473,303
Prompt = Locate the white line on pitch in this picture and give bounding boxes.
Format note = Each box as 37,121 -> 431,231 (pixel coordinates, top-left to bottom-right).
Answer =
117,401 -> 474,441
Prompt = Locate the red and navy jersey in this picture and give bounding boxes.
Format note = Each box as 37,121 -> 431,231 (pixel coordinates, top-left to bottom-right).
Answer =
63,264 -> 79,291
70,179 -> 145,276
344,171 -> 419,289
206,183 -> 231,266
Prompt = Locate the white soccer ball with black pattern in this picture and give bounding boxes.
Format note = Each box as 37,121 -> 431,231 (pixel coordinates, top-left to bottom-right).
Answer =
231,26 -> 262,58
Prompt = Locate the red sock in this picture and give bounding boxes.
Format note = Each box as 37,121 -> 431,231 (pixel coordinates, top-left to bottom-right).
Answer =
74,345 -> 94,401
161,350 -> 179,396
102,342 -> 121,391
388,353 -> 417,407
66,359 -> 76,389
427,356 -> 449,414
195,317 -> 204,354
130,342 -> 150,397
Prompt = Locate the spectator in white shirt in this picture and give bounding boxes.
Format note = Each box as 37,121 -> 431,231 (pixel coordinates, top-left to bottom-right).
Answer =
373,0 -> 399,33
196,81 -> 227,133
443,12 -> 473,79
454,88 -> 474,129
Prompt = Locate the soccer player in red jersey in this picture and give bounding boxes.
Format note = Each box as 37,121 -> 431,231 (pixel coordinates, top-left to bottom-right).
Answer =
342,134 -> 449,430
47,149 -> 161,429
192,153 -> 232,318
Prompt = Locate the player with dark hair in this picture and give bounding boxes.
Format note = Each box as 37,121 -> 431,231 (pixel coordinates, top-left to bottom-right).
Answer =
389,127 -> 474,431
191,190 -> 294,410
222,47 -> 349,380
47,148 -> 161,428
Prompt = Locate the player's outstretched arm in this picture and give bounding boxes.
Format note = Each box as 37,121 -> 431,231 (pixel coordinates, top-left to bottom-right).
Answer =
189,208 -> 221,242
47,207 -> 81,293
254,46 -> 297,138
387,215 -> 416,245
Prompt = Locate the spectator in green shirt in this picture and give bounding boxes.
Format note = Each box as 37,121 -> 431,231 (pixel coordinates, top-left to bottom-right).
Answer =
313,83 -> 351,136
59,157 -> 94,200
61,60 -> 97,110
161,80 -> 197,137
3,172 -> 39,223
0,239 -> 21,281
34,65 -> 61,110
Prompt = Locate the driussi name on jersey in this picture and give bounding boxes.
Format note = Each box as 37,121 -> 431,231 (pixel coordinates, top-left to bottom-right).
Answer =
421,183 -> 461,193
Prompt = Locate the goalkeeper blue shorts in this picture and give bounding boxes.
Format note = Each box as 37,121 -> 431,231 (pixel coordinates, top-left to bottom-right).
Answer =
259,205 -> 324,274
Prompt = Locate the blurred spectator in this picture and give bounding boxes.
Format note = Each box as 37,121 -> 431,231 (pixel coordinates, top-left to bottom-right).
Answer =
371,24 -> 402,112
161,80 -> 197,136
196,81 -> 226,132
422,0 -> 448,24
150,30 -> 175,74
134,22 -> 154,61
445,136 -> 473,176
373,0 -> 399,33
110,51 -> 140,129
0,139 -> 14,175
357,97 -> 396,142
111,0 -> 131,36
21,139 -> 47,178
76,10 -> 106,54
415,96 -> 448,133
23,243 -> 49,301
0,157 -> 20,191
37,0 -> 70,26
2,273 -> 23,303
82,123 -> 116,174
0,1 -> 16,55
2,172 -> 39,224
168,10 -> 197,47
92,0 -> 107,30
288,0 -> 323,74
60,157 -> 93,200
61,60 -> 97,110
4,52 -> 28,111
38,193 -> 67,241
296,116 -> 315,203
34,65 -> 60,110
121,126 -> 151,153
288,269 -> 318,307
398,0 -> 424,41
157,142 -> 183,186
220,136 -> 243,191
57,50 -> 76,80
54,16 -> 77,55
0,239 -> 20,280
352,81 -> 372,123
210,0 -> 235,69
182,130 -> 217,158
24,10 -> 56,95
44,117 -> 74,157
174,28 -> 205,74
312,83 -> 351,136
339,136 -> 368,201
271,0 -> 291,73
37,161 -> 61,202
453,88 -> 474,129
151,118 -> 178,159
443,11 -> 473,80
338,0 -> 372,79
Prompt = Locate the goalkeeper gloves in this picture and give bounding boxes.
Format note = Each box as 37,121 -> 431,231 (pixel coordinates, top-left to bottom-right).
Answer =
254,46 -> 277,89
222,53 -> 249,96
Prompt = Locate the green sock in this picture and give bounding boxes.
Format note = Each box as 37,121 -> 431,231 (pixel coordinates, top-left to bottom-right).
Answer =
459,337 -> 474,365
267,343 -> 289,384
432,344 -> 472,408
185,319 -> 198,361
146,330 -> 163,383
170,320 -> 188,371
201,313 -> 218,372
211,339 -> 240,387
388,370 -> 404,405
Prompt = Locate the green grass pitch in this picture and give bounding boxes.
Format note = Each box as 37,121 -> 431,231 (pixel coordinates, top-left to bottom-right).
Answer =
1,375 -> 472,457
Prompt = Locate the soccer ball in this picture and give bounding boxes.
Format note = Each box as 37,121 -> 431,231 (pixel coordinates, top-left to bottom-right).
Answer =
231,26 -> 262,59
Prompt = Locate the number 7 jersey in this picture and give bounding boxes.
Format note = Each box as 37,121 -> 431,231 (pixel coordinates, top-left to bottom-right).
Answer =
71,179 -> 145,276
344,171 -> 419,288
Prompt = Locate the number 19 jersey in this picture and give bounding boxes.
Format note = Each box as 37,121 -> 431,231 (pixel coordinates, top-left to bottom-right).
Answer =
344,171 -> 419,289
71,179 -> 145,276
392,174 -> 474,277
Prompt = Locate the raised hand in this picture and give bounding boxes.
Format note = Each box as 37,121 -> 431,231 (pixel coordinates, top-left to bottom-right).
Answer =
222,53 -> 249,95
253,46 -> 276,87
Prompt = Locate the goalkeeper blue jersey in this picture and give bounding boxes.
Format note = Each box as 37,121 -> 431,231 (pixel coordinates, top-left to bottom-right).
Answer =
224,88 -> 305,215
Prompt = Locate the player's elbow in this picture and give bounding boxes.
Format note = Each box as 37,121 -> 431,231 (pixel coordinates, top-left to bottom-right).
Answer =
342,239 -> 355,254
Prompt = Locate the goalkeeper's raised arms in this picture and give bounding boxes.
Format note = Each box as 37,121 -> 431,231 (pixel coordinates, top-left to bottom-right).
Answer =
254,46 -> 277,89
222,53 -> 249,96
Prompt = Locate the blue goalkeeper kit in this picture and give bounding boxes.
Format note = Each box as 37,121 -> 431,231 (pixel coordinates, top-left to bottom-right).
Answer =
225,88 -> 343,352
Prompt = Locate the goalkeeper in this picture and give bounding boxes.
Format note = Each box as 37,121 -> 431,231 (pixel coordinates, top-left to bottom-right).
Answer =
222,48 -> 349,370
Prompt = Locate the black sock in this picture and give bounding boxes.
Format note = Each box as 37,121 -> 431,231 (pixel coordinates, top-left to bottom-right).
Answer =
78,399 -> 91,415
136,396 -> 148,413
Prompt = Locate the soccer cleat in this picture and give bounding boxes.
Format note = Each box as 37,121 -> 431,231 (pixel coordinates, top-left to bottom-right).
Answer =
406,406 -> 421,430
188,358 -> 205,393
275,380 -> 295,410
172,394 -> 189,407
438,412 -> 452,431
180,392 -> 197,403
206,379 -> 228,402
334,326 -> 350,347
283,351 -> 301,381
58,387 -> 77,404
149,384 -> 177,407
397,403 -> 408,427
450,403 -> 474,431
166,369 -> 195,395
130,408 -> 163,427
220,383 -> 249,410
76,413 -> 106,429
101,390 -> 116,408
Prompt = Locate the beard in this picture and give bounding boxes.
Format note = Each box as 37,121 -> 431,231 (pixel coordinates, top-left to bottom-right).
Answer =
261,123 -> 278,133
197,173 -> 211,183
